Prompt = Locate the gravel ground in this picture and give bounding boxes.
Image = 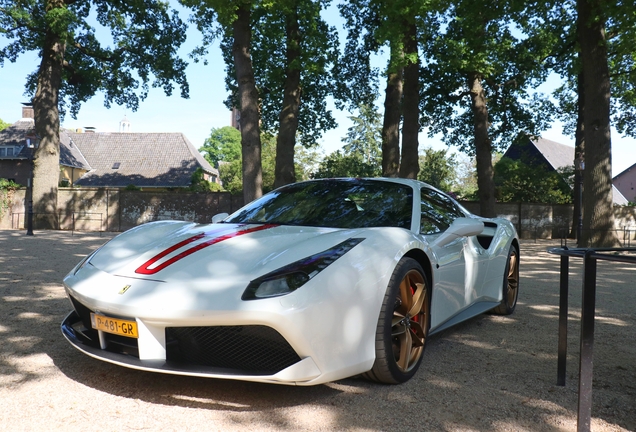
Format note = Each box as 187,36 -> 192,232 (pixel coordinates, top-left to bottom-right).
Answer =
0,230 -> 634,432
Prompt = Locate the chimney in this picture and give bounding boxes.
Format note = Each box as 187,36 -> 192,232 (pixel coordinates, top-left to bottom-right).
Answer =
21,103 -> 34,119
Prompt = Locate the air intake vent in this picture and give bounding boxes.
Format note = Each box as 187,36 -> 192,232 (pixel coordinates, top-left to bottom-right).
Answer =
166,325 -> 301,375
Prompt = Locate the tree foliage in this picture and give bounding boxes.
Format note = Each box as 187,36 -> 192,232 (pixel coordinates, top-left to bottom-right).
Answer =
0,118 -> 10,131
1,0 -> 189,118
189,167 -> 223,192
338,0 -> 438,178
420,0 -> 556,216
494,157 -> 572,204
1,0 -> 189,227
546,0 -> 635,246
199,126 -> 242,166
313,102 -> 383,179
206,0 -> 338,188
312,150 -> 381,179
341,103 -> 382,165
214,132 -> 278,194
182,0 -> 264,202
246,0 -> 339,147
418,148 -> 458,192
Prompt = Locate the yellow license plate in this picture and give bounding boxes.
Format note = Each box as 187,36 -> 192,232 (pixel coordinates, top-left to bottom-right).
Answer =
90,313 -> 139,338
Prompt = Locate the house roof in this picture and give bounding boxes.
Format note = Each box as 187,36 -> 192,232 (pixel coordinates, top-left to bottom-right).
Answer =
0,118 -> 36,159
531,137 -> 575,170
612,185 -> 629,205
60,130 -> 91,170
503,137 -> 575,172
504,136 -> 629,205
612,162 -> 636,181
68,132 -> 217,188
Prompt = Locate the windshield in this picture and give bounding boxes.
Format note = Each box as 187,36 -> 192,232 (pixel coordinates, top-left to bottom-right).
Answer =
225,179 -> 413,229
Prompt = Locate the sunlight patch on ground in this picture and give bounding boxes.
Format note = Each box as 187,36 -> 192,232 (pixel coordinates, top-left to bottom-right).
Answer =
39,285 -> 67,299
529,304 -> 559,312
169,394 -> 250,408
4,353 -> 57,379
493,418 -> 571,432
16,312 -> 46,320
3,290 -> 65,302
595,315 -> 629,327
3,296 -> 31,302
286,406 -> 341,431
457,339 -> 498,350
524,270 -> 561,275
386,390 -> 418,403
324,381 -> 368,394
5,335 -> 43,350
427,377 -> 461,389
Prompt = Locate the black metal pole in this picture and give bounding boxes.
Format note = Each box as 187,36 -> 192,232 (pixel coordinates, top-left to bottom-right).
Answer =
26,157 -> 34,236
577,251 -> 597,432
557,254 -> 569,386
577,172 -> 583,243
26,197 -> 33,235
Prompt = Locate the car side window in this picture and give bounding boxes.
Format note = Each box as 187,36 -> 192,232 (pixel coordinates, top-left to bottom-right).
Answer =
420,188 -> 465,234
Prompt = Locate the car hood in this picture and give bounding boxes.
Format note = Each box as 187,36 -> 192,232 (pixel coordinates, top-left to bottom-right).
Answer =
86,221 -> 365,282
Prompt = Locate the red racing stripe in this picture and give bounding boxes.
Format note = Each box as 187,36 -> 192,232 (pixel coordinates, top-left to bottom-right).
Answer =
135,224 -> 277,275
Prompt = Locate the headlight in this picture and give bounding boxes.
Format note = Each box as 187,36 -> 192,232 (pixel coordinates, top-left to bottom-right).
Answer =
242,238 -> 364,300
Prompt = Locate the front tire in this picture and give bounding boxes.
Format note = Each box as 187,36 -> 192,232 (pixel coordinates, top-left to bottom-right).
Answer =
492,245 -> 519,315
363,257 -> 430,384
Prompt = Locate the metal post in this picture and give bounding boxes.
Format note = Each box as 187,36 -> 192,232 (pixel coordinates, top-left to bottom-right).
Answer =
577,173 -> 583,242
577,251 -> 597,432
26,175 -> 34,236
25,136 -> 35,236
557,254 -> 569,386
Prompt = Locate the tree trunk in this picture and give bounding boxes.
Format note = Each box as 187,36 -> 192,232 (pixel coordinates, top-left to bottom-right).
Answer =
570,72 -> 584,240
399,21 -> 420,180
577,0 -> 619,247
32,0 -> 66,230
381,41 -> 403,178
468,72 -> 496,218
274,6 -> 301,188
233,4 -> 263,203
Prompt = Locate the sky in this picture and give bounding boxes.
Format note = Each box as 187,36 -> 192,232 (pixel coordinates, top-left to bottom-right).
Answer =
1,2 -> 634,177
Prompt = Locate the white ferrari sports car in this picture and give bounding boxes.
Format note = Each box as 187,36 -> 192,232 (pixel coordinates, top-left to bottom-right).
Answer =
61,178 -> 519,385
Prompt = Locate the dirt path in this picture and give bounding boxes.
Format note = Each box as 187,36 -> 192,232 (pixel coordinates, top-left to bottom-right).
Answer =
0,231 -> 634,431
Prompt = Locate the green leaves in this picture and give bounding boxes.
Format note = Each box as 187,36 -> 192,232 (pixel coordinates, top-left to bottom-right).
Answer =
45,4 -> 76,38
1,0 -> 189,119
494,157 -> 572,204
199,126 -> 242,166
421,0 -> 557,152
418,147 -> 458,192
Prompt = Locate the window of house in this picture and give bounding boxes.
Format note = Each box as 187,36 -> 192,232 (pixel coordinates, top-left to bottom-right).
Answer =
6,148 -> 13,157
0,148 -> 5,157
112,162 -> 121,169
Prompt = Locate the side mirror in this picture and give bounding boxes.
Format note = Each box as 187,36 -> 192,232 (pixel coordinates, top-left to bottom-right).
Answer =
212,213 -> 229,223
433,217 -> 484,248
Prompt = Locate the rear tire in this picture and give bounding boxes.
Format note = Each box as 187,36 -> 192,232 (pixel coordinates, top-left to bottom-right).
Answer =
492,245 -> 519,315
363,257 -> 430,384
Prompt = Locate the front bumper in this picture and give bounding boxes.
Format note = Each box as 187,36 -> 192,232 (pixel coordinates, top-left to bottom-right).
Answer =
61,305 -> 322,385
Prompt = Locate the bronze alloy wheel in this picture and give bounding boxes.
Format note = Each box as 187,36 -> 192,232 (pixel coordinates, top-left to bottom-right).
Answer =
364,257 -> 430,384
392,269 -> 428,372
492,245 -> 520,315
506,249 -> 519,308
